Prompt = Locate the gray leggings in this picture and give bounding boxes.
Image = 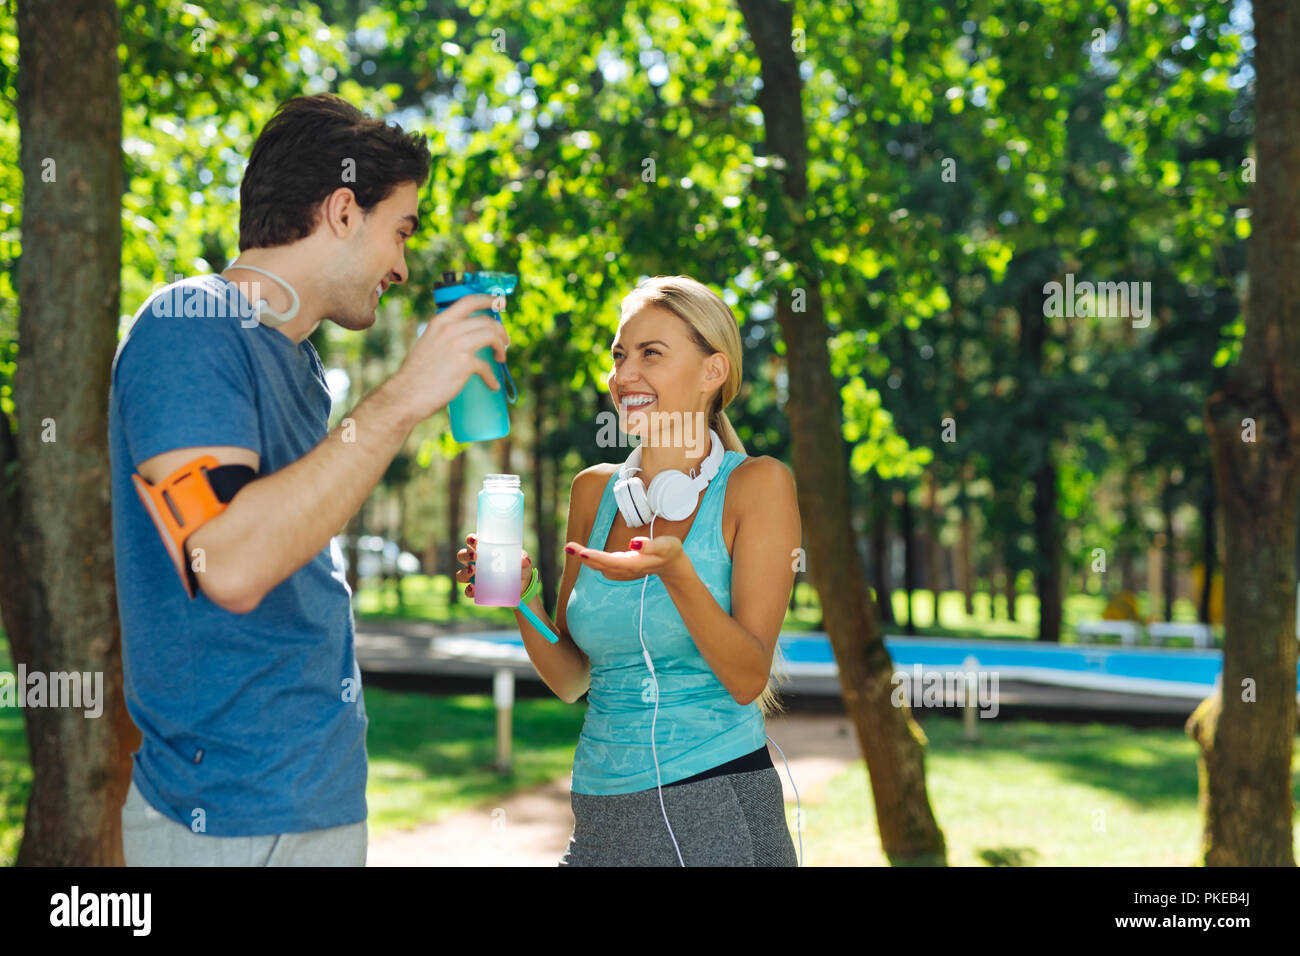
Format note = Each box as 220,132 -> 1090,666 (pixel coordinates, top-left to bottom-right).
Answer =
559,767 -> 798,866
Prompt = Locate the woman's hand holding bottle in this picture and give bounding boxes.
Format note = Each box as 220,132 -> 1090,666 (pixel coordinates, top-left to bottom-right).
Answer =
456,533 -> 532,601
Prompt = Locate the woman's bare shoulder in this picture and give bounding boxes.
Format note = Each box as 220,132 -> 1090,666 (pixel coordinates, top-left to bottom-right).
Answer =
731,453 -> 792,482
719,455 -> 795,552
729,455 -> 796,506
569,462 -> 620,511
574,461 -> 620,488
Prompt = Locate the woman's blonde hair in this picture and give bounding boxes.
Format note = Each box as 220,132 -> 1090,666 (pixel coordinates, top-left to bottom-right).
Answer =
619,275 -> 791,717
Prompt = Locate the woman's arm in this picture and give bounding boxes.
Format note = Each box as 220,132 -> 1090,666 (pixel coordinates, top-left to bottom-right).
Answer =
665,457 -> 799,703
572,457 -> 801,705
508,469 -> 596,703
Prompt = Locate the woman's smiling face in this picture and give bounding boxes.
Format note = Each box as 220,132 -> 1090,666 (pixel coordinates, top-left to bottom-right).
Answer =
608,304 -> 723,442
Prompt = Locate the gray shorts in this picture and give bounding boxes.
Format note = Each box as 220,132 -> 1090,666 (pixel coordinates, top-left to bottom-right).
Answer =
559,767 -> 798,866
121,779 -> 367,866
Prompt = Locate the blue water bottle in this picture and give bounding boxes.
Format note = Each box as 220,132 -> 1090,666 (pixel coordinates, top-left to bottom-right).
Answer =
433,270 -> 519,442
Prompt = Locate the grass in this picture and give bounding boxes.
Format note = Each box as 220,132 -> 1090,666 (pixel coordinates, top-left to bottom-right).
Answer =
362,687 -> 583,838
353,573 -> 508,626
797,713 -> 1300,866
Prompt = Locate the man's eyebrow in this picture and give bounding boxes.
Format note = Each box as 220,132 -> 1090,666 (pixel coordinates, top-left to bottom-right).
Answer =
400,214 -> 420,233
612,340 -> 670,351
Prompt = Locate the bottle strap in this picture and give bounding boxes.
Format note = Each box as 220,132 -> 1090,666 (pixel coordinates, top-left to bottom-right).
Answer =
496,360 -> 518,404
488,308 -> 519,404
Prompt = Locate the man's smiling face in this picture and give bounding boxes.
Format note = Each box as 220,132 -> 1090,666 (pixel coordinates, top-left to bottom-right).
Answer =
324,180 -> 419,331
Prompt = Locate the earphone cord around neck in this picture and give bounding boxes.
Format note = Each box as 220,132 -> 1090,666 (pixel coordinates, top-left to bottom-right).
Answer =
639,512 -> 805,868
228,261 -> 300,325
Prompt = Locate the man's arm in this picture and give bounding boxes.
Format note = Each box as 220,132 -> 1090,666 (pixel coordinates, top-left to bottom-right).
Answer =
139,382 -> 419,614
129,291 -> 508,613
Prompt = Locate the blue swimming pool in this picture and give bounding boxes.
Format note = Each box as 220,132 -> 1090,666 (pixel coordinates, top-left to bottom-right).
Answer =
450,630 -> 1300,700
782,635 -> 1226,683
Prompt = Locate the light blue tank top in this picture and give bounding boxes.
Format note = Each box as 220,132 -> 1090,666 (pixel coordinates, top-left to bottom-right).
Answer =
564,450 -> 767,795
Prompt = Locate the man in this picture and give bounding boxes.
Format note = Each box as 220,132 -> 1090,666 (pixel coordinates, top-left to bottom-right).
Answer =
108,93 -> 509,865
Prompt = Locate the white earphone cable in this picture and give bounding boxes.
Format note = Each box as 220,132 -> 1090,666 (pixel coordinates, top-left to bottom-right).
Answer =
765,734 -> 803,867
640,513 -> 686,866
629,448 -> 802,868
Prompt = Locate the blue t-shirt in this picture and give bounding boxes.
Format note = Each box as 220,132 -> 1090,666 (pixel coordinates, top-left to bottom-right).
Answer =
564,450 -> 767,794
108,274 -> 367,837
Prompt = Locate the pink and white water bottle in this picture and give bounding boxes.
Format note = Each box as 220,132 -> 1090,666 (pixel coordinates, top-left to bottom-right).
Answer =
474,474 -> 524,607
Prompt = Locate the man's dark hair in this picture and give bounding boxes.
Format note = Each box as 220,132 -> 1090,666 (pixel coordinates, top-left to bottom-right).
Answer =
237,93 -> 432,251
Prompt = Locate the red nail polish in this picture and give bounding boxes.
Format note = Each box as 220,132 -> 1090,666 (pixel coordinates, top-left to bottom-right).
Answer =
631,540 -> 643,550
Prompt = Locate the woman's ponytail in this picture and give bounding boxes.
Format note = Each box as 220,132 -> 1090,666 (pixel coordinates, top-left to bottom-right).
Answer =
711,405 -> 746,455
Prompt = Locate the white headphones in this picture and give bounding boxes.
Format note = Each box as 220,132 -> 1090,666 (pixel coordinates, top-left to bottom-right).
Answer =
614,428 -> 724,527
227,261 -> 300,328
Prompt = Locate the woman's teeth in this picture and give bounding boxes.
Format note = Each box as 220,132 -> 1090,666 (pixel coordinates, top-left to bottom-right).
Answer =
621,395 -> 655,408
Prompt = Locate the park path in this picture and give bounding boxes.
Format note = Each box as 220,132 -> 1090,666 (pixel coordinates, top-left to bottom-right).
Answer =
366,710 -> 860,866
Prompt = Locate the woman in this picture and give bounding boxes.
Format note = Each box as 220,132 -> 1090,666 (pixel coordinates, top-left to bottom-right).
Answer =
457,275 -> 802,866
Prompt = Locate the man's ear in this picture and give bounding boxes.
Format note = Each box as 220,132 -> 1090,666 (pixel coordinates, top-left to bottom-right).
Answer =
319,186 -> 362,239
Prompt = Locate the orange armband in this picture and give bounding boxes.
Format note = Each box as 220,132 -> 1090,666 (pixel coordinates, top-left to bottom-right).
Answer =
131,455 -> 258,599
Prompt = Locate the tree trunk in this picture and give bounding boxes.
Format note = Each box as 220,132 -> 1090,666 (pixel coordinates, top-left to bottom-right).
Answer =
8,0 -> 137,866
1019,274 -> 1063,643
1003,548 -> 1018,623
899,486 -> 917,635
447,449 -> 466,608
1120,472 -> 1141,594
345,358 -> 366,595
498,428 -> 513,475
1163,486 -> 1176,622
982,548 -> 994,615
958,469 -> 975,616
1033,456 -> 1063,642
346,500 -> 365,595
1199,475 -> 1216,625
394,483 -> 407,612
1191,0 -> 1299,866
548,432 -> 561,598
532,374 -> 558,612
871,484 -> 893,625
739,0 -> 946,865
924,468 -> 944,628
